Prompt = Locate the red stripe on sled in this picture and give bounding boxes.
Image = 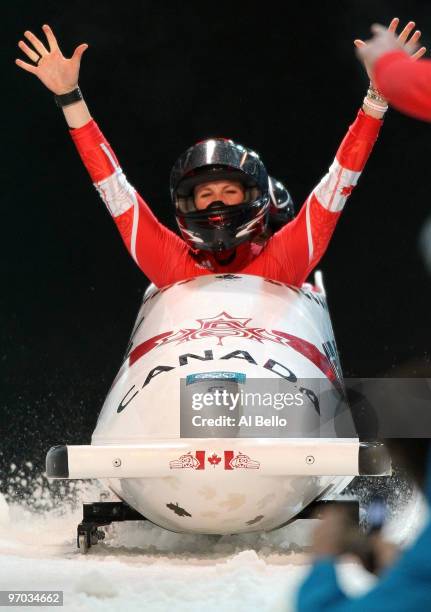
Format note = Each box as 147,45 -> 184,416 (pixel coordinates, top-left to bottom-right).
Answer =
272,330 -> 337,383
129,331 -> 174,366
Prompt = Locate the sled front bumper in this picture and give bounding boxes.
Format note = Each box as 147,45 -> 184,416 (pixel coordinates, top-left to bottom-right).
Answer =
46,439 -> 390,479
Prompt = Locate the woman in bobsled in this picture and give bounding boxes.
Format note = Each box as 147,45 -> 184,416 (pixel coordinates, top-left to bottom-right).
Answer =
15,20 -> 425,288
20,21 -> 423,549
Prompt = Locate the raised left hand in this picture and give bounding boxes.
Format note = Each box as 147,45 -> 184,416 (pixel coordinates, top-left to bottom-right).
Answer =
15,24 -> 88,95
354,18 -> 426,81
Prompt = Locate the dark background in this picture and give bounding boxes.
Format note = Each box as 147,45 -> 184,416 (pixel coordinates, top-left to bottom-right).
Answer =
2,1 -> 431,486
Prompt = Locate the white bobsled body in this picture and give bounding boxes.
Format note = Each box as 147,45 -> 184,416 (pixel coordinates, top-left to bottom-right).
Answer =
47,273 -> 389,534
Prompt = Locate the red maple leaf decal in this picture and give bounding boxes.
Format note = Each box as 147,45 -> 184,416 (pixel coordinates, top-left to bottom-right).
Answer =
340,185 -> 354,197
208,453 -> 222,467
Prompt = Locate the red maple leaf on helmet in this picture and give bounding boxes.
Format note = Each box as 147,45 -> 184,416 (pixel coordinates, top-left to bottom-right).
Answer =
208,453 -> 222,467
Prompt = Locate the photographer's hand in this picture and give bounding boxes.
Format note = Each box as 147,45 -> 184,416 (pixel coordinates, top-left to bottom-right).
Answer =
311,505 -> 400,575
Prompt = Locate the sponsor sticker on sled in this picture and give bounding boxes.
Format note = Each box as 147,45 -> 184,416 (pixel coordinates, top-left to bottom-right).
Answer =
169,450 -> 260,471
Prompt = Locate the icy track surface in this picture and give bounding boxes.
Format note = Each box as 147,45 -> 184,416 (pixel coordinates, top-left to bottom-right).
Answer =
0,482 -> 426,612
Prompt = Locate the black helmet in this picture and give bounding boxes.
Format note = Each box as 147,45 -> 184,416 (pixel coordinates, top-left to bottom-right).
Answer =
268,176 -> 295,233
170,138 -> 270,252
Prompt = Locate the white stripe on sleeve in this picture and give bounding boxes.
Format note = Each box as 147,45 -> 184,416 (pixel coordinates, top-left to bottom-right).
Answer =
100,143 -> 119,171
305,194 -> 314,264
313,159 -> 361,212
95,169 -> 136,218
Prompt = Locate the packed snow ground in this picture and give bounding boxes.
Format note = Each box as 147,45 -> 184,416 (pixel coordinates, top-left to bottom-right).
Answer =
0,480 -> 426,612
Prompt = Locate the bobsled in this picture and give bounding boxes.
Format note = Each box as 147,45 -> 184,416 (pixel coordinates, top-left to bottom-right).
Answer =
46,273 -> 390,552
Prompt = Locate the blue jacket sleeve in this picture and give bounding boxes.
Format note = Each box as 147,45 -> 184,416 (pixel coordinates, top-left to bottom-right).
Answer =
296,520 -> 431,611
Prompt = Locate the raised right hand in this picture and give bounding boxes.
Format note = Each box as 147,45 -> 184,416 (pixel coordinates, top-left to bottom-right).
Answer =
354,18 -> 426,79
15,24 -> 88,95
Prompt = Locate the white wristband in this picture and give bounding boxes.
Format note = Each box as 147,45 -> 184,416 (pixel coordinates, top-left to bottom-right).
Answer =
363,96 -> 388,113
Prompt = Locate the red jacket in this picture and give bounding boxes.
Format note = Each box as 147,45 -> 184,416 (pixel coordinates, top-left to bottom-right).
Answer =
374,50 -> 431,122
70,111 -> 381,288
